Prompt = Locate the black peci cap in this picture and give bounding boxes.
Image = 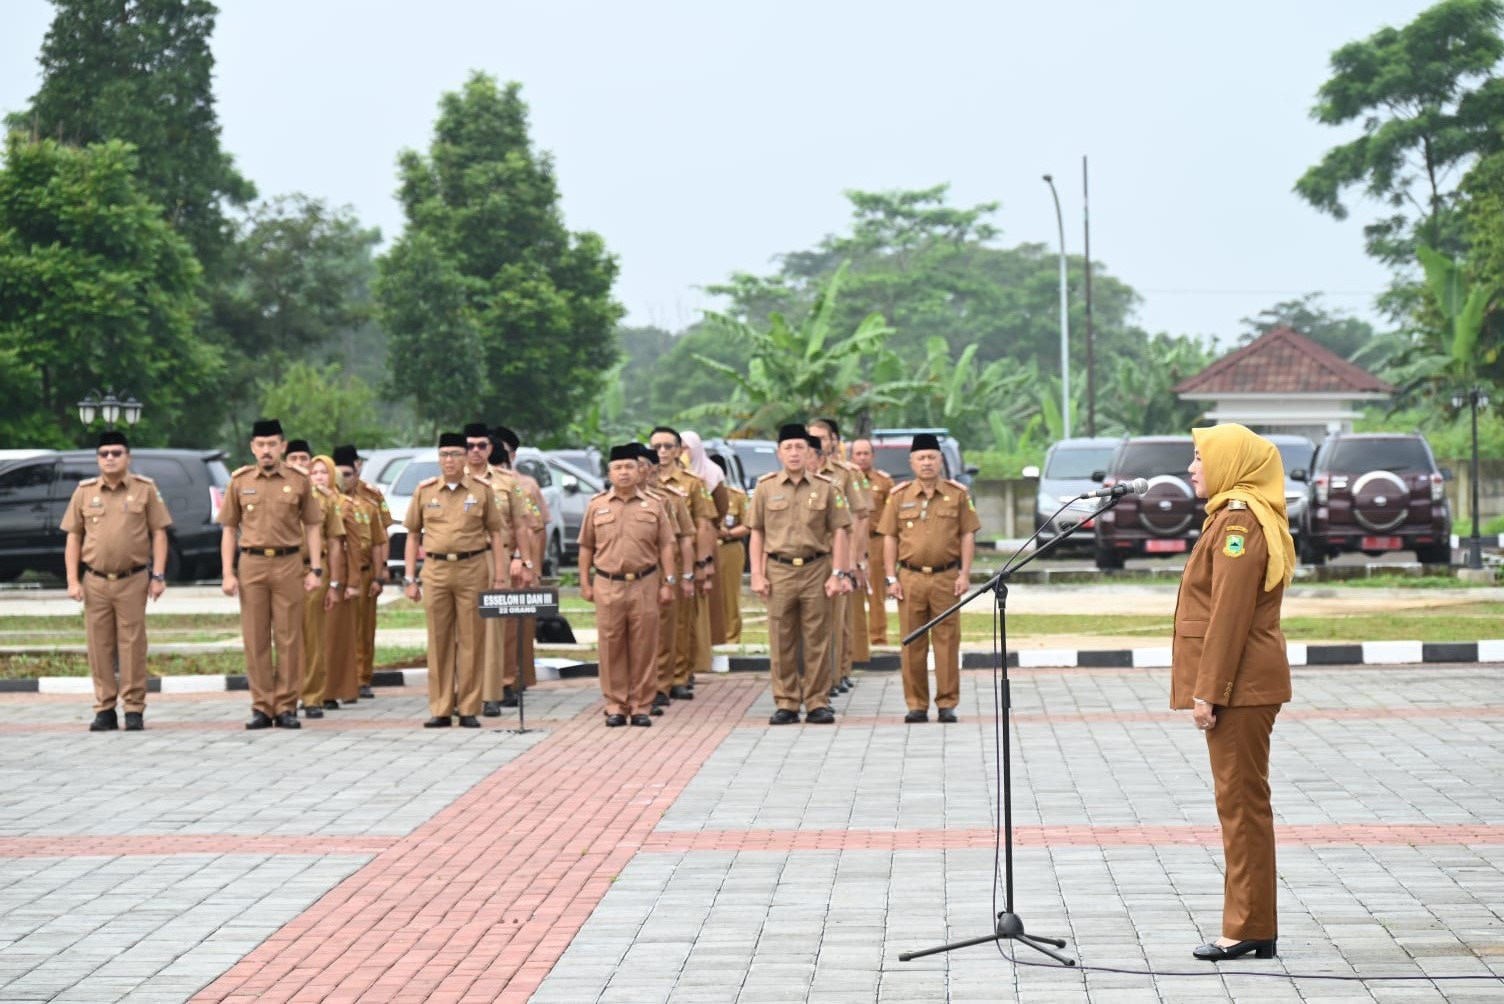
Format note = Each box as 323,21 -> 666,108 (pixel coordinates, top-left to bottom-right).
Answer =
285,439 -> 312,457
636,443 -> 657,463
251,418 -> 283,438
910,433 -> 942,453
438,432 -> 466,449
463,422 -> 489,439
332,445 -> 359,467
608,444 -> 638,462
494,425 -> 520,452
97,430 -> 128,449
777,423 -> 808,444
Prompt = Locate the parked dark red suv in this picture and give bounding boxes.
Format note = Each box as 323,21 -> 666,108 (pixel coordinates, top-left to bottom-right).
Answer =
1296,433 -> 1451,565
1090,436 -> 1205,569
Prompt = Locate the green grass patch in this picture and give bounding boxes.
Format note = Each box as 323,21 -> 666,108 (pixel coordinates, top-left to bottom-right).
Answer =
0,645 -> 434,680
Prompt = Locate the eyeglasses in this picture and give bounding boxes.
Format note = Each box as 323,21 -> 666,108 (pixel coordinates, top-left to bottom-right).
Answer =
651,442 -> 675,451
97,449 -> 125,458
466,441 -> 490,451
437,450 -> 466,460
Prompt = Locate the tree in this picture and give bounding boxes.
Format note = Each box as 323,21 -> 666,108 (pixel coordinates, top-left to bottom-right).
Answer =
377,73 -> 623,438
9,0 -> 255,273
0,136 -> 220,446
1096,333 -> 1216,436
1295,0 -> 1504,269
1237,294 -> 1379,360
259,362 -> 386,452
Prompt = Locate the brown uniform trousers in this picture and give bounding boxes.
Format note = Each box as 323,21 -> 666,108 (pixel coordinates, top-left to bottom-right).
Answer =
595,577 -> 660,715
355,480 -> 390,689
480,468 -> 532,703
82,573 -> 150,713
715,538 -> 744,643
821,462 -> 870,688
422,554 -> 491,718
707,483 -> 730,644
664,468 -> 714,684
299,577 -> 331,707
863,469 -> 895,645
653,486 -> 693,695
848,579 -> 870,663
238,552 -> 308,717
324,582 -> 358,702
1172,504 -> 1290,941
896,568 -> 962,711
766,556 -> 834,711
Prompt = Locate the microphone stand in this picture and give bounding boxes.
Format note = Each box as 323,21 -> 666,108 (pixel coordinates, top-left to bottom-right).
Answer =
898,490 -> 1131,966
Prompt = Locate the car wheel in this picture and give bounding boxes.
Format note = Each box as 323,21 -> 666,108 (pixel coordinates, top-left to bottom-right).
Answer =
545,532 -> 562,578
1093,548 -> 1124,571
0,564 -> 21,582
1298,536 -> 1326,567
1414,542 -> 1452,565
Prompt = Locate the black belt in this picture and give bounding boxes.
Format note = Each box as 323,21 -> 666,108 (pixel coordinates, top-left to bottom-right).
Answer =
82,563 -> 147,581
428,547 -> 489,562
240,546 -> 300,558
767,551 -> 829,567
592,565 -> 658,582
899,559 -> 960,574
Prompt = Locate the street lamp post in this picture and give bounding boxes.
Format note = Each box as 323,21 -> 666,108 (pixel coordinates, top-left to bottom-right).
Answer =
1042,174 -> 1070,440
1451,388 -> 1489,571
77,389 -> 143,433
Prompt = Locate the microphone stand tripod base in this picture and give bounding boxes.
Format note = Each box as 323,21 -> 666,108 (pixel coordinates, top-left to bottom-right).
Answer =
898,912 -> 1074,965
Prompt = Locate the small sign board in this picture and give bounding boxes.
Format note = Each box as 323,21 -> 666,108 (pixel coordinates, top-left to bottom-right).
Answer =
478,588 -> 560,618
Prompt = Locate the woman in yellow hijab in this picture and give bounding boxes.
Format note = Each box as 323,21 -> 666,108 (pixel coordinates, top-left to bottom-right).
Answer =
1173,423 -> 1293,962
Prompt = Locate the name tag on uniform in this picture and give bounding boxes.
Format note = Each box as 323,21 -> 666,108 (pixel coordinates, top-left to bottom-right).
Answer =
463,493 -> 477,512
89,497 -> 103,508
426,499 -> 442,509
241,488 -> 257,496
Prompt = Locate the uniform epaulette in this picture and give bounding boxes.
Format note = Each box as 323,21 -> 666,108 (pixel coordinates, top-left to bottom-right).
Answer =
811,471 -> 836,483
360,478 -> 383,495
231,465 -> 255,477
79,476 -> 100,486
589,489 -> 609,500
129,472 -> 156,484
945,478 -> 967,492
663,483 -> 689,496
417,476 -> 439,488
755,471 -> 779,483
1227,499 -> 1250,510
891,480 -> 912,492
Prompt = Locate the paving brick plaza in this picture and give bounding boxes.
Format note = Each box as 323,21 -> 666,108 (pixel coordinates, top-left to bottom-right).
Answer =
1,662 -> 1501,1003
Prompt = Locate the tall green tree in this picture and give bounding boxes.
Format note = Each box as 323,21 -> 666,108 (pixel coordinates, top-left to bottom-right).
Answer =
1295,0 -> 1504,270
1236,294 -> 1379,360
0,136 -> 220,446
9,0 -> 255,273
377,73 -> 623,438
259,362 -> 385,453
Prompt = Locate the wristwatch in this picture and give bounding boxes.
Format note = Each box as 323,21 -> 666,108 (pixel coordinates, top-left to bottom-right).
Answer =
403,576 -> 418,586
885,575 -> 898,587
665,574 -> 678,584
329,580 -> 342,591
149,572 -> 166,583
521,559 -> 535,570
310,567 -> 323,577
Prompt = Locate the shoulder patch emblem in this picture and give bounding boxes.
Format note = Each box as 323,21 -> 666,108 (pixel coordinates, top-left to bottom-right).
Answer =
417,476 -> 439,488
1222,532 -> 1246,558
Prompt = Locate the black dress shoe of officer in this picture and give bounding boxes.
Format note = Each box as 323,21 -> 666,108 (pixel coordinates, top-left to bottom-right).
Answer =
1193,938 -> 1277,961
274,711 -> 302,729
904,710 -> 928,724
836,679 -> 850,693
423,716 -> 452,728
245,711 -> 274,730
303,706 -> 324,719
938,708 -> 958,724
500,685 -> 519,708
630,714 -> 652,727
769,709 -> 800,725
482,701 -> 502,717
653,691 -> 670,707
806,706 -> 836,725
650,703 -> 664,716
842,675 -> 854,689
124,712 -> 144,731
670,684 -> 693,700
605,713 -> 628,727
322,700 -> 340,710
359,685 -> 375,699
89,709 -> 119,732
458,715 -> 481,728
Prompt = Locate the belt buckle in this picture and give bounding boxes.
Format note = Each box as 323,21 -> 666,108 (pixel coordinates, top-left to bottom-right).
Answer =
105,572 -> 119,581
445,553 -> 459,561
263,548 -> 277,558
922,565 -> 934,574
792,557 -> 804,567
624,572 -> 637,581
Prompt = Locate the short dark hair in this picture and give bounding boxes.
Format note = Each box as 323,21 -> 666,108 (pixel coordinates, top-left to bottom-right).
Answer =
809,417 -> 840,440
649,425 -> 680,445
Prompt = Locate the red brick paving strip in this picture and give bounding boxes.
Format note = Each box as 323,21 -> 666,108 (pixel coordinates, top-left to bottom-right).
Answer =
191,676 -> 765,1004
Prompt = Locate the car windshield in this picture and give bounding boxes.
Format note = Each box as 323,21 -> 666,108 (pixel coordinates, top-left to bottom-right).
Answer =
871,445 -> 918,480
733,444 -> 781,481
1274,440 -> 1314,479
1046,446 -> 1116,480
1117,440 -> 1193,477
393,460 -> 440,495
1327,439 -> 1433,473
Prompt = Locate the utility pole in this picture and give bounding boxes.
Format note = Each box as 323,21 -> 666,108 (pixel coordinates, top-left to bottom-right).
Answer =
1083,155 -> 1095,438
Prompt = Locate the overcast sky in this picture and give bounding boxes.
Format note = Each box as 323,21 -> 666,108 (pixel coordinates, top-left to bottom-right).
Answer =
2,1 -> 1439,343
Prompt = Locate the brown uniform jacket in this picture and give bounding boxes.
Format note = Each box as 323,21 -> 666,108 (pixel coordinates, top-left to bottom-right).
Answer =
218,462 -> 320,547
863,469 -> 895,536
354,478 -> 391,527
819,458 -> 871,519
471,466 -> 529,546
61,473 -> 173,572
662,466 -> 716,526
1170,502 -> 1290,710
877,479 -> 982,567
745,469 -> 852,555
403,473 -> 503,555
342,491 -> 388,571
303,484 -> 347,568
578,487 -> 675,575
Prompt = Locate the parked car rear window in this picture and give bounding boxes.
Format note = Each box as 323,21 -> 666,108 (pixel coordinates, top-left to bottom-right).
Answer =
132,456 -> 190,486
1116,440 -> 1193,477
394,461 -> 440,495
1326,439 -> 1432,473
733,445 -> 781,482
1046,447 -> 1115,480
1275,440 -> 1313,475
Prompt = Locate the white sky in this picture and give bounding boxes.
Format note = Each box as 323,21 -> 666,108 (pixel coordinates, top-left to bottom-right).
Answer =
1,1 -> 1440,342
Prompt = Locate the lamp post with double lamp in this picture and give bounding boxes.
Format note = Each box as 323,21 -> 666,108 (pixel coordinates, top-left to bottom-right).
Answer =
77,390 -> 143,432
1042,174 -> 1070,440
1451,388 -> 1490,571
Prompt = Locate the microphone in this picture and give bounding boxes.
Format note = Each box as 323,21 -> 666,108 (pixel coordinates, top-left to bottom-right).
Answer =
1080,477 -> 1149,500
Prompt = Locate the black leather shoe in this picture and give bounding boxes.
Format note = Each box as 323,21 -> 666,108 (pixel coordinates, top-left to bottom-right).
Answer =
904,710 -> 928,724
482,701 -> 502,717
650,704 -> 664,716
842,675 -> 854,689
499,685 -> 519,708
653,691 -> 671,707
457,715 -> 480,728
836,679 -> 850,693
322,700 -> 340,710
1193,939 -> 1277,961
938,708 -> 958,724
123,712 -> 144,731
303,706 -> 324,719
605,713 -> 628,727
806,706 -> 836,725
245,711 -> 273,730
769,709 -> 800,725
630,714 -> 652,727
274,711 -> 302,729
89,710 -> 119,732
670,684 -> 693,700
423,716 -> 451,728
359,685 -> 375,699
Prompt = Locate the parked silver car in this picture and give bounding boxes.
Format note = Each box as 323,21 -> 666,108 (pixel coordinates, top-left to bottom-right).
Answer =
1023,437 -> 1119,550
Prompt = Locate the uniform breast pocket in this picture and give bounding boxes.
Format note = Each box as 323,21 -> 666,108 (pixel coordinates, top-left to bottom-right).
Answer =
1177,618 -> 1208,639
807,497 -> 827,511
125,501 -> 147,516
934,505 -> 959,520
765,498 -> 789,512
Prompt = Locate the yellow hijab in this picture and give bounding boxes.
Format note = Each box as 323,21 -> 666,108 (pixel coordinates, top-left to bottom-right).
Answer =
1192,424 -> 1295,591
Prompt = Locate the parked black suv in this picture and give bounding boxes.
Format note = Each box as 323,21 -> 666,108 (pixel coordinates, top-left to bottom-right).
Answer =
1090,436 -> 1204,569
0,449 -> 231,582
1296,433 -> 1451,565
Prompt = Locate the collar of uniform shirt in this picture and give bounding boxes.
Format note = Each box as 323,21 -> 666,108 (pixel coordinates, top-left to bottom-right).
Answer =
606,486 -> 641,502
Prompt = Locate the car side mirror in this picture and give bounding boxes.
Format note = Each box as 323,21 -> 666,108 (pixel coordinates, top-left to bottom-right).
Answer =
1289,468 -> 1307,482
1090,469 -> 1105,483
964,464 -> 980,476
561,475 -> 580,495
1020,465 -> 1040,479
1440,467 -> 1453,481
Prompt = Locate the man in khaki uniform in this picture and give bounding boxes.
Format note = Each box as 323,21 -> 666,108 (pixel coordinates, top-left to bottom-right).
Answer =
579,444 -> 678,726
344,444 -> 393,699
879,433 -> 980,724
488,426 -> 541,708
62,431 -> 173,732
809,418 -> 872,696
403,432 -> 508,728
851,437 -> 895,647
637,444 -> 695,714
652,426 -> 716,699
711,455 -> 748,644
284,439 -> 312,471
299,454 -> 346,718
747,423 -> 852,725
219,418 -> 324,730
325,453 -> 387,705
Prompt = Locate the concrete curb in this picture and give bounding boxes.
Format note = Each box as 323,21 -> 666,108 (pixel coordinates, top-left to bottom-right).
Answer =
3,642 -> 1500,693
